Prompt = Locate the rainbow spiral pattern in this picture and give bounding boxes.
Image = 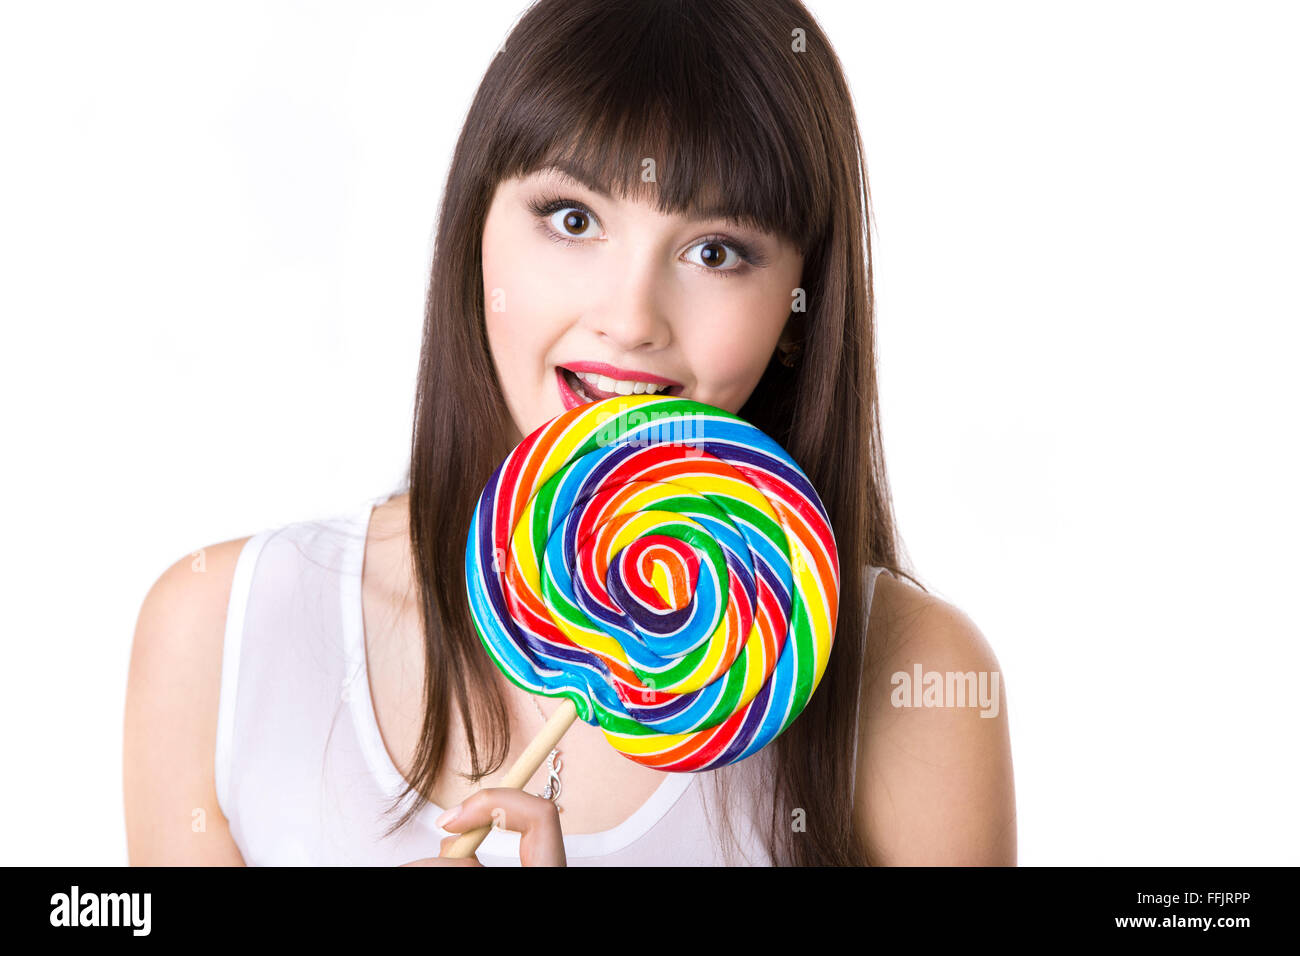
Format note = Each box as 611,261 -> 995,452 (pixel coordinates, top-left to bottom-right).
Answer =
464,394 -> 840,773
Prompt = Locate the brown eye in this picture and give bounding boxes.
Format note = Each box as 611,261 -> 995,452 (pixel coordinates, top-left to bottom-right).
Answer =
698,242 -> 728,267
562,210 -> 587,235
685,238 -> 744,272
547,207 -> 599,239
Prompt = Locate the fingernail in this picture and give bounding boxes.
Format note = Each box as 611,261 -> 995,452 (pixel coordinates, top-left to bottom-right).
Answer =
434,804 -> 461,830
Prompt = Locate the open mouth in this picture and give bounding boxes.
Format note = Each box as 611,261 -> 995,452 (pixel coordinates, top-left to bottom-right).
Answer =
555,366 -> 683,410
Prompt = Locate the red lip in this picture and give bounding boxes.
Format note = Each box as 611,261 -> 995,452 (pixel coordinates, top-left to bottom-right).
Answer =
556,366 -> 590,411
558,361 -> 682,388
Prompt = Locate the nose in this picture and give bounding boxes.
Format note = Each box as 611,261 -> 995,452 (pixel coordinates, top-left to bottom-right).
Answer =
579,248 -> 672,352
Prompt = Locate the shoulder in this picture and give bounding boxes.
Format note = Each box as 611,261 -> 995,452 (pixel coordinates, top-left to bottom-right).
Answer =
123,535 -> 253,864
853,572 -> 1017,865
133,536 -> 254,638
128,537 -> 255,694
863,573 -> 1002,683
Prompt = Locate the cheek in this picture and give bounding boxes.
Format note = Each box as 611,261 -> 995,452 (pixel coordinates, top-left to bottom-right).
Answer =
481,216 -> 580,438
681,295 -> 786,411
482,227 -> 562,379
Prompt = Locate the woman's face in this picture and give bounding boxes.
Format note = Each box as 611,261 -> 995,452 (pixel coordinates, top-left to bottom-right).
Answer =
482,165 -> 805,445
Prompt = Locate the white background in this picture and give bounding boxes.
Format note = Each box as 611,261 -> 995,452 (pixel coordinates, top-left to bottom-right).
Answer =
1,1 -> 1296,866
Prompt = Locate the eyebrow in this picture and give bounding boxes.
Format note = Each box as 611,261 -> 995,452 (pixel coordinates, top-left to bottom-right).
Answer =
532,161 -> 615,200
529,161 -> 757,230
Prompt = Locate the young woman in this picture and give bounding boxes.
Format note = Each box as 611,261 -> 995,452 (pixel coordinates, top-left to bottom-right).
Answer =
125,0 -> 1016,867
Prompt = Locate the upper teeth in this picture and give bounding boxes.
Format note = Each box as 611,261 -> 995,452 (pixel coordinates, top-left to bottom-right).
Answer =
575,371 -> 672,396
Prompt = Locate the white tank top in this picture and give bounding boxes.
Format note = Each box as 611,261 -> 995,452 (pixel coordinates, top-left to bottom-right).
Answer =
216,493 -> 888,866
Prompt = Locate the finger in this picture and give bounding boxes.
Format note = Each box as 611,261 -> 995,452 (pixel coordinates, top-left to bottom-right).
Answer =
440,788 -> 566,867
439,787 -> 560,837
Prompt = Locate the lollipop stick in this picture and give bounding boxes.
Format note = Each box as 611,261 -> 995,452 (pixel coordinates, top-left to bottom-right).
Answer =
442,696 -> 578,859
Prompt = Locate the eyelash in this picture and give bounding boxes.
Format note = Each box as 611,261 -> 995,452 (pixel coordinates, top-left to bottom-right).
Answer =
526,193 -> 767,276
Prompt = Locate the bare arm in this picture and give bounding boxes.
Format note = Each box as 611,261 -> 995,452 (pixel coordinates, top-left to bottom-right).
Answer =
854,575 -> 1018,865
123,537 -> 250,865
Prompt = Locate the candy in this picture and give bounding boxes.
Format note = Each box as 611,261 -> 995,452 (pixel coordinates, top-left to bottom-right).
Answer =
464,394 -> 840,773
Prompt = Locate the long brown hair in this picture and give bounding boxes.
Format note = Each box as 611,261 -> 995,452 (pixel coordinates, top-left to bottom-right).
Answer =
387,0 -> 916,865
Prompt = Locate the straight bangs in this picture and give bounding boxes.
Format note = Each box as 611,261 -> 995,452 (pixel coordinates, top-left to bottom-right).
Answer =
479,0 -> 830,256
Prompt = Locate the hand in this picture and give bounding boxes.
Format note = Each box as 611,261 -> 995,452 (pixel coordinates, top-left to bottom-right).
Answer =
398,787 -> 567,867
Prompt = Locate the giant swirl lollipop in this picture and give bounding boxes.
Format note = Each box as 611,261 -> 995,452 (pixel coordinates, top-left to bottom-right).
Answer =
445,393 -> 839,858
